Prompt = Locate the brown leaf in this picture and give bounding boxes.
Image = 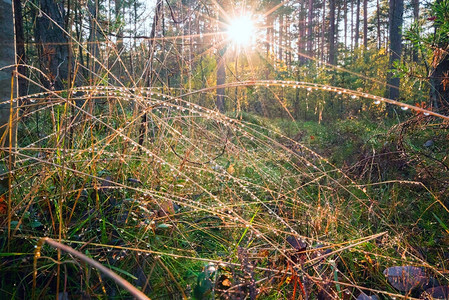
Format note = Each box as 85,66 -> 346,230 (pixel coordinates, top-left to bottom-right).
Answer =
158,200 -> 175,216
357,293 -> 379,300
227,164 -> 235,175
421,286 -> 449,299
383,266 -> 427,292
286,236 -> 307,251
222,279 -> 232,287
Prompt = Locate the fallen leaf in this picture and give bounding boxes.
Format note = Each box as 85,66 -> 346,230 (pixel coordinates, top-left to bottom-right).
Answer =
217,274 -> 232,290
222,278 -> 231,287
421,286 -> 449,299
357,293 -> 379,300
158,200 -> 175,216
383,266 -> 427,292
286,236 -> 307,251
227,164 -> 235,175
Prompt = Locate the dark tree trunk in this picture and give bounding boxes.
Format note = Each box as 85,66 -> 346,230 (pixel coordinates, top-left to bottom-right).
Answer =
321,0 -> 325,62
351,0 -> 354,51
298,0 -> 306,64
363,0 -> 368,48
412,0 -> 419,62
115,0 -> 123,51
87,0 -> 99,83
430,55 -> 449,110
329,0 -> 336,65
35,0 -> 69,91
0,1 -> 15,100
355,0 -> 361,49
0,0 -> 16,191
74,2 -> 87,80
377,0 -> 381,49
429,0 -> 449,110
385,0 -> 403,101
307,0 -> 313,56
344,0 -> 347,49
336,3 -> 341,55
14,0 -> 27,97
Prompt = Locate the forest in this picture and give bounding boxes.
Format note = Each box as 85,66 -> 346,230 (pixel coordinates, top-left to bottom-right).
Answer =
0,0 -> 448,298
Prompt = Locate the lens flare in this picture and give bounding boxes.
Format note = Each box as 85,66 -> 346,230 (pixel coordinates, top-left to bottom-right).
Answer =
227,15 -> 255,46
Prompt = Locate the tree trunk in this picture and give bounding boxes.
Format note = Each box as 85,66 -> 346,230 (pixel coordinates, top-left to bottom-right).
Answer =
279,14 -> 283,62
14,0 -> 27,97
35,0 -> 69,91
385,0 -> 403,101
87,0 -> 99,83
355,0 -> 361,49
266,15 -> 272,58
363,0 -> 368,48
298,0 -> 306,64
321,0 -> 325,62
286,15 -> 291,67
115,0 -> 123,51
351,0 -> 354,51
329,0 -> 336,65
429,0 -> 449,110
344,0 -> 347,51
430,56 -> 449,110
0,0 -> 16,190
307,0 -> 313,57
114,0 -> 123,81
412,0 -> 419,62
74,3 -> 87,80
377,0 -> 381,49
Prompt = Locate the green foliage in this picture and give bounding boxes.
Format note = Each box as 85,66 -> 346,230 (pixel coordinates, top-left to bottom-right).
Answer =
431,0 -> 449,46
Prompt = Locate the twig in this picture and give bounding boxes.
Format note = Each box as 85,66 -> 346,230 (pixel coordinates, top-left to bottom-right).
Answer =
33,237 -> 151,300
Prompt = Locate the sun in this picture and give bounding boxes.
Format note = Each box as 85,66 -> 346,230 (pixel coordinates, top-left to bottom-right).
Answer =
227,15 -> 255,46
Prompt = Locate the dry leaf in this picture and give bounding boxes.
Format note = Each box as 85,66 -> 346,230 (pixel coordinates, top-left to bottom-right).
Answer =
421,286 -> 449,299
383,266 -> 427,292
227,164 -> 235,175
221,278 -> 232,287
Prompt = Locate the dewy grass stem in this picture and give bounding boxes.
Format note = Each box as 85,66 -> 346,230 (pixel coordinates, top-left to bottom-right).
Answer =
33,237 -> 151,300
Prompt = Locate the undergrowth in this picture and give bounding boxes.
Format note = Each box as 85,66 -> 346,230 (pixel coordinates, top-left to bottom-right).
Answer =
0,82 -> 447,299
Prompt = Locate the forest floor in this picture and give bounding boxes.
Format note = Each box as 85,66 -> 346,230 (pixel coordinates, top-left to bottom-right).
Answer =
0,84 -> 448,299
